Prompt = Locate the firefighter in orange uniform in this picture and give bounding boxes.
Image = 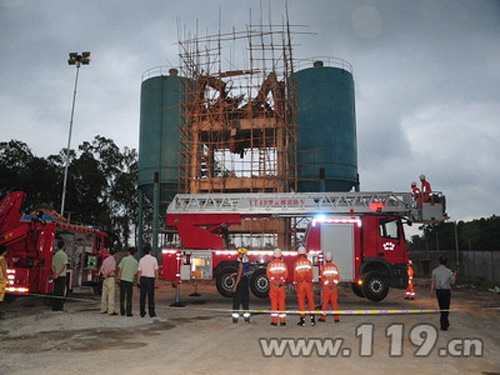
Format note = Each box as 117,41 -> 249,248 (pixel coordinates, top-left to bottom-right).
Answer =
405,260 -> 415,300
420,174 -> 432,202
319,252 -> 341,322
293,246 -> 316,326
266,248 -> 288,326
411,181 -> 422,208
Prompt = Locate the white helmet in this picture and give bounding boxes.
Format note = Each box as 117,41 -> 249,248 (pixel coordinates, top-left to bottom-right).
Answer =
419,174 -> 426,180
298,246 -> 307,255
411,181 -> 417,187
273,248 -> 282,258
324,252 -> 332,261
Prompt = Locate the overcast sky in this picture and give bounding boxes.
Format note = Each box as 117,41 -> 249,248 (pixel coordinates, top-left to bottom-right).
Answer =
1,0 -> 499,224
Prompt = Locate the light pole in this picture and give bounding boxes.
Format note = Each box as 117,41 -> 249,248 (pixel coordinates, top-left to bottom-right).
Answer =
60,52 -> 91,216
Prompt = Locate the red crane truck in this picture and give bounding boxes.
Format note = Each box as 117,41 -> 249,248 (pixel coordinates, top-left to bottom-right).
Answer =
162,191 -> 446,302
0,191 -> 109,302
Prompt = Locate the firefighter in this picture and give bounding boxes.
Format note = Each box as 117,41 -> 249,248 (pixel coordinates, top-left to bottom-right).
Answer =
266,248 -> 288,326
420,174 -> 432,202
411,181 -> 422,208
293,246 -> 316,326
232,247 -> 251,323
405,260 -> 416,300
319,252 -> 341,322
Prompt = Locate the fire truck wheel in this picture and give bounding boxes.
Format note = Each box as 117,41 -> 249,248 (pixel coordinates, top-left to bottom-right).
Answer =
362,271 -> 389,302
351,283 -> 365,298
250,268 -> 269,298
216,265 -> 238,298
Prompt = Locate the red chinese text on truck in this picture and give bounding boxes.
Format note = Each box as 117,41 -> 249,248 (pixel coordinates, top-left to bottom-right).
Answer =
161,191 -> 446,302
0,191 -> 109,301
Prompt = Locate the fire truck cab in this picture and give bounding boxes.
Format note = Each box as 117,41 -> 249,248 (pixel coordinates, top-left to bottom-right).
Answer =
306,214 -> 408,301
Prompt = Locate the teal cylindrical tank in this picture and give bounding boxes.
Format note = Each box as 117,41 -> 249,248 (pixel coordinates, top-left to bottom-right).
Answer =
295,60 -> 358,192
138,67 -> 184,204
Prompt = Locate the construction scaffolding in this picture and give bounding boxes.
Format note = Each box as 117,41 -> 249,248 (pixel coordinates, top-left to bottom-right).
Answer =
176,19 -> 300,249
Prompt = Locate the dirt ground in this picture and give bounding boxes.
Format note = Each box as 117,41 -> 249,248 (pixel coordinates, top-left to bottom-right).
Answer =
1,279 -> 499,375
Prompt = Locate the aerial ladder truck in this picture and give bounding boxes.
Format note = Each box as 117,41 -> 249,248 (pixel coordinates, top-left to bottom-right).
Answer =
161,190 -> 446,302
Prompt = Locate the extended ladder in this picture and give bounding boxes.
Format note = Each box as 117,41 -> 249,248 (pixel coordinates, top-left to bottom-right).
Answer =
167,192 -> 446,223
168,191 -> 417,215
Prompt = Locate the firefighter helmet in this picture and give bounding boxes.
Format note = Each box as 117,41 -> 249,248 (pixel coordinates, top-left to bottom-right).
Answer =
411,181 -> 417,187
324,252 -> 332,261
238,247 -> 248,256
419,174 -> 426,181
273,248 -> 282,258
298,246 -> 307,255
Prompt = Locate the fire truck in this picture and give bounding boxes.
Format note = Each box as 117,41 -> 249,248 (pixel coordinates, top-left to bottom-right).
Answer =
0,191 -> 109,301
161,191 -> 446,302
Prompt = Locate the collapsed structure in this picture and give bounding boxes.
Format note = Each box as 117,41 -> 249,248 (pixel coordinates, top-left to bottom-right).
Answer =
138,18 -> 358,251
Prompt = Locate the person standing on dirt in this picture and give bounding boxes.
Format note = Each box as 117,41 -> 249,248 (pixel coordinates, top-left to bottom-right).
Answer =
137,244 -> 159,318
117,247 -> 139,317
430,256 -> 457,331
405,260 -> 416,300
318,252 -> 341,323
0,245 -> 7,319
231,247 -> 251,323
51,240 -> 68,312
293,246 -> 316,326
99,248 -> 118,315
266,248 -> 288,326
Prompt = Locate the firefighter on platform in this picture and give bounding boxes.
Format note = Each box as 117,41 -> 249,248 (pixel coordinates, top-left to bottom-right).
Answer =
405,260 -> 416,300
231,247 -> 251,323
266,248 -> 288,326
420,174 -> 432,203
319,252 -> 341,323
293,246 -> 316,326
411,181 -> 422,208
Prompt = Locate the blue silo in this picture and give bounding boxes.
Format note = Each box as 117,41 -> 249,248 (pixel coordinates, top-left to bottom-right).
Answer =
295,60 -> 359,192
138,67 -> 184,204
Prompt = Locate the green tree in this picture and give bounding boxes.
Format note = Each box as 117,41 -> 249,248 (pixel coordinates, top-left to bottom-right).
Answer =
0,140 -> 60,209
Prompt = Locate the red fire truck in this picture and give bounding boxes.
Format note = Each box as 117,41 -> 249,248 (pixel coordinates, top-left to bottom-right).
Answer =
0,191 -> 109,301
161,191 -> 446,302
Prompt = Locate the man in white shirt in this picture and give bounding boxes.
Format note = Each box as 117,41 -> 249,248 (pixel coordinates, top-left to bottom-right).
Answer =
137,244 -> 159,318
99,249 -> 117,315
430,256 -> 457,331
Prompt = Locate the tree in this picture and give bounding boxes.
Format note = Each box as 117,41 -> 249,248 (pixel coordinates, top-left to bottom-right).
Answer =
409,216 -> 500,251
0,140 -> 60,208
